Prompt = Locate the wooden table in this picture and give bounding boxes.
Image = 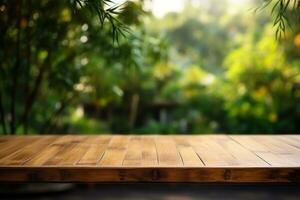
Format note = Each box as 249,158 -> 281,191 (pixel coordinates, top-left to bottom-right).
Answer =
0,135 -> 299,183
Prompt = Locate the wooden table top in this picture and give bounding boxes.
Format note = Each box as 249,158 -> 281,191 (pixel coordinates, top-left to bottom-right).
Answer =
0,135 -> 299,183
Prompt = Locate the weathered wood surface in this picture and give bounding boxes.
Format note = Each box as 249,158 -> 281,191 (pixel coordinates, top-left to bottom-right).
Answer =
0,135 -> 299,183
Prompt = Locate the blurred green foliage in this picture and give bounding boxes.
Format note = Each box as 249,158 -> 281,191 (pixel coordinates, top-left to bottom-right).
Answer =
0,0 -> 300,135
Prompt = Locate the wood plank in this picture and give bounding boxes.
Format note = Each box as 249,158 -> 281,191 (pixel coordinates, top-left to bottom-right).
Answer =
174,136 -> 204,166
0,136 -> 57,165
141,136 -> 158,166
0,136 -> 40,159
77,136 -> 111,165
156,136 -> 182,166
253,136 -> 300,167
232,135 -> 300,167
25,136 -> 78,166
215,135 -> 269,167
252,136 -> 300,154
189,136 -> 238,166
0,167 -> 299,183
230,135 -> 269,152
0,136 -> 21,151
44,136 -> 88,166
123,136 -> 142,166
278,135 -> 300,149
99,135 -> 130,166
0,135 -> 299,183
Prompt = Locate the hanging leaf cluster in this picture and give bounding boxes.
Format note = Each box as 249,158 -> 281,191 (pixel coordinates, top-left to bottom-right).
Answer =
259,0 -> 300,39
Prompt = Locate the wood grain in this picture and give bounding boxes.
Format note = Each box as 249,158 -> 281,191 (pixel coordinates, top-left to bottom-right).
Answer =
156,136 -> 182,166
0,135 -> 299,183
99,135 -> 129,166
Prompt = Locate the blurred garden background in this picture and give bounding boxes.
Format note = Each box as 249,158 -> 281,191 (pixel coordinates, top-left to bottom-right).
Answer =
0,0 -> 300,135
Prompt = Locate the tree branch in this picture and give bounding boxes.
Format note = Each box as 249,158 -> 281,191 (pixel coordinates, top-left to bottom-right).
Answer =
0,91 -> 7,135
23,0 -> 32,135
10,0 -> 23,134
21,53 -> 51,132
19,27 -> 66,132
